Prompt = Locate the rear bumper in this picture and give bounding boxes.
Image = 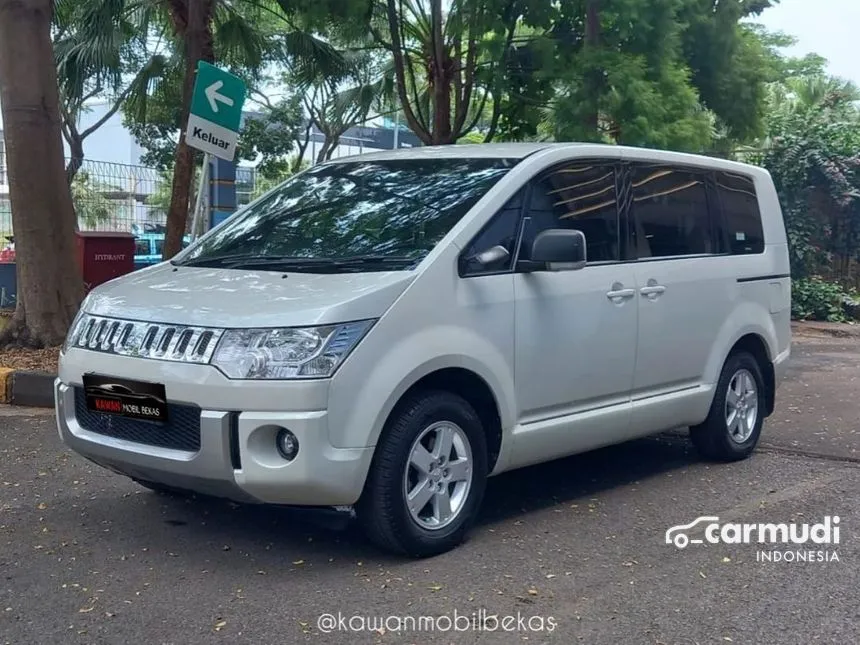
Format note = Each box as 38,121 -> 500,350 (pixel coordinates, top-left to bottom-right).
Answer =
773,345 -> 791,386
55,379 -> 374,506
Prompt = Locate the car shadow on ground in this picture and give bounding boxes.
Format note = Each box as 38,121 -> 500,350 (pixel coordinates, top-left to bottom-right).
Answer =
79,430 -> 699,568
479,430 -> 696,526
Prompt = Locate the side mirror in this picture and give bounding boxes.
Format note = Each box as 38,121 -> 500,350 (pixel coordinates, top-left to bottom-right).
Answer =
473,245 -> 511,267
529,228 -> 587,271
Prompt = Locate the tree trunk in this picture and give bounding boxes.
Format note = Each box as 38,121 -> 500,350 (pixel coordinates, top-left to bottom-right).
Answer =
384,0 -> 433,145
162,0 -> 213,260
292,121 -> 312,172
65,130 -> 84,185
0,0 -> 84,347
323,134 -> 342,161
429,0 -> 453,144
584,0 -> 601,136
316,138 -> 330,164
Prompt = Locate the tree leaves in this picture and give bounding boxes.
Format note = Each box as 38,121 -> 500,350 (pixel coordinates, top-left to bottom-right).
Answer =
751,69 -> 860,282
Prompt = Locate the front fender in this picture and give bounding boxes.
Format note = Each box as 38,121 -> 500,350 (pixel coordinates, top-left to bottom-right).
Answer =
327,324 -> 516,451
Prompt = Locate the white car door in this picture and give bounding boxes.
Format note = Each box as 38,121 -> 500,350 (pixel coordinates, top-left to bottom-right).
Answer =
625,162 -> 733,423
510,160 -> 638,467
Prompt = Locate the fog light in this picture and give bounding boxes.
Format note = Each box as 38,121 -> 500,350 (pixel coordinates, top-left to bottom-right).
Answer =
275,428 -> 299,461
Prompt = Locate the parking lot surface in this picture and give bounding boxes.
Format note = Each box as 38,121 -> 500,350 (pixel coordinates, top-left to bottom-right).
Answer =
1,327 -> 857,644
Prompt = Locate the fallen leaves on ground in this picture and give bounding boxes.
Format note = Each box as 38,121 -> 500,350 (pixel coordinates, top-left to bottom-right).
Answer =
0,346 -> 59,373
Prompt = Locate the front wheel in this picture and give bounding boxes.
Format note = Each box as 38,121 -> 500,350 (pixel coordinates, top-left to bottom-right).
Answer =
690,351 -> 767,462
357,391 -> 488,557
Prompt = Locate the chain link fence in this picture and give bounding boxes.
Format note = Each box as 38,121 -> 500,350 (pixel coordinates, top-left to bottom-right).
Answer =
0,158 -> 259,241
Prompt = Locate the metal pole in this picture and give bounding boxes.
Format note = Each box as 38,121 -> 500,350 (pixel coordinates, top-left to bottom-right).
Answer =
393,111 -> 399,149
190,152 -> 210,241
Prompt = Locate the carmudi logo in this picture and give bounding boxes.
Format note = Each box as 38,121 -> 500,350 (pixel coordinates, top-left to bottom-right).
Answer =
665,515 -> 841,563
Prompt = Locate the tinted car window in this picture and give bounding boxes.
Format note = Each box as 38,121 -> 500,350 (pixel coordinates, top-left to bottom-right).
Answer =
630,166 -> 713,258
177,158 -> 515,271
134,239 -> 150,256
520,163 -> 620,263
460,189 -> 525,275
716,171 -> 764,254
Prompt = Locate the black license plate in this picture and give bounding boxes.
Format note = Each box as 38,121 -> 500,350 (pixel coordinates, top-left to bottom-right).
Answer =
83,374 -> 168,423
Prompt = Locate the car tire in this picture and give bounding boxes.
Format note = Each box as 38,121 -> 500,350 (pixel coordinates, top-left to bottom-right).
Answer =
357,390 -> 488,558
690,351 -> 767,462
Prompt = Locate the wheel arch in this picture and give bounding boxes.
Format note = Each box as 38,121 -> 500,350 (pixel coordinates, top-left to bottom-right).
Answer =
379,367 -> 505,474
727,333 -> 775,417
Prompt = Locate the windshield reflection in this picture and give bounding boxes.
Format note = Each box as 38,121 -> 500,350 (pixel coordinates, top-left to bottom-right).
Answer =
177,157 -> 516,272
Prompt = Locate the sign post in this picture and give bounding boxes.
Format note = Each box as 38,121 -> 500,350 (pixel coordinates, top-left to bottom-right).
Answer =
185,61 -> 246,239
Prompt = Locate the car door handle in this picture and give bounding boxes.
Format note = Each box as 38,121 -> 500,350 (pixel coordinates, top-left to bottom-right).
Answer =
640,285 -> 666,296
606,287 -> 636,300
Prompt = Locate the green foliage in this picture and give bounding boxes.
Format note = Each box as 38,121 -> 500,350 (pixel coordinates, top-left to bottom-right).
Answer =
677,3 -> 775,144
124,57 -> 187,171
145,166 -> 208,229
71,171 -> 123,227
748,73 -> 860,284
544,0 -> 715,151
354,0 -> 552,144
457,132 -> 486,144
110,0 -> 354,169
236,95 -> 305,178
791,278 -> 859,323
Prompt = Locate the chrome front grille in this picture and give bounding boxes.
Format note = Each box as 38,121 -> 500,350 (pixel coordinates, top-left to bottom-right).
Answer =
67,314 -> 224,363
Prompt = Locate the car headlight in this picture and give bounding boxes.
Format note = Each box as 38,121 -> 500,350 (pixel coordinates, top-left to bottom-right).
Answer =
61,308 -> 90,355
210,320 -> 375,379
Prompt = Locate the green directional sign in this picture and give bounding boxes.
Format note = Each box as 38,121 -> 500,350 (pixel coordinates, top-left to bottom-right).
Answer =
185,61 -> 247,161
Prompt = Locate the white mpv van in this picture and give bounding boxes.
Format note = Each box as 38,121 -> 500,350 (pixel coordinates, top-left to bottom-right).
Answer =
56,143 -> 791,557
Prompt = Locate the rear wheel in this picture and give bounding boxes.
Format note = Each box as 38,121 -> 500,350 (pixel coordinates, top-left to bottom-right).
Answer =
357,391 -> 488,557
690,351 -> 767,461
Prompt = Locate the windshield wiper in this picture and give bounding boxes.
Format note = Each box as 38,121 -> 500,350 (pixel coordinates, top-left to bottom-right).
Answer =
172,253 -> 258,268
175,254 -> 335,269
175,253 -> 418,271
328,255 -> 419,269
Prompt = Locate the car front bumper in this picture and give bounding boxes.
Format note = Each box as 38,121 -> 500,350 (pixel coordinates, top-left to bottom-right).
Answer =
55,378 -> 374,507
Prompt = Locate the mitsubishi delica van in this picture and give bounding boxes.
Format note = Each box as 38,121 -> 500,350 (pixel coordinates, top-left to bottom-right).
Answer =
56,143 -> 791,557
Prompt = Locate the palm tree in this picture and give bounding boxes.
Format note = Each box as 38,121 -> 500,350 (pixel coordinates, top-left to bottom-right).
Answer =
54,0 -> 167,184
56,0 -> 358,259
298,50 -> 396,162
343,0 -> 525,145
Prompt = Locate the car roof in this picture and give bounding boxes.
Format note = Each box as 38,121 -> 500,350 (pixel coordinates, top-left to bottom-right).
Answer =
323,142 -> 556,163
322,142 -> 766,175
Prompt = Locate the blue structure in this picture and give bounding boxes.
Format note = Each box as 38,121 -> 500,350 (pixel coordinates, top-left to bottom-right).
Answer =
0,263 -> 15,307
133,232 -> 191,270
210,157 -> 237,229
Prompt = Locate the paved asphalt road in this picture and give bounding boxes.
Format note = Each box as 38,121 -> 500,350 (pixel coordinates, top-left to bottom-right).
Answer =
1,327 -> 858,645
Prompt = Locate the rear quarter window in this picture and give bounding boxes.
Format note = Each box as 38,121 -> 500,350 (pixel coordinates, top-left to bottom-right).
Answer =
716,172 -> 764,254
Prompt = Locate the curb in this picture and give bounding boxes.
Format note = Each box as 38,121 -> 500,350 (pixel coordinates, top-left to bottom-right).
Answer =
791,321 -> 860,338
0,369 -> 56,408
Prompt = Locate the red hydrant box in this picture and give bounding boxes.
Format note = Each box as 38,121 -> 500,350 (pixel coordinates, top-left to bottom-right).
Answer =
75,231 -> 135,291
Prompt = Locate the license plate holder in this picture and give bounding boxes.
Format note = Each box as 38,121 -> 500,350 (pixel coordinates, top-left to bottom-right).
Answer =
82,373 -> 169,423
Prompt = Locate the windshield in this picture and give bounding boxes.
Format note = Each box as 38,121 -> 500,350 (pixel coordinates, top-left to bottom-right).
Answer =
175,157 -> 516,272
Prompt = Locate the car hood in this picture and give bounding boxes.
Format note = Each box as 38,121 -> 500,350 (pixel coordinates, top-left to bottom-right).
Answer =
84,263 -> 416,328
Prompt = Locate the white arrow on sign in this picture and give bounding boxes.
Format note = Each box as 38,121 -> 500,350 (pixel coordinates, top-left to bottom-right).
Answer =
205,80 -> 234,113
